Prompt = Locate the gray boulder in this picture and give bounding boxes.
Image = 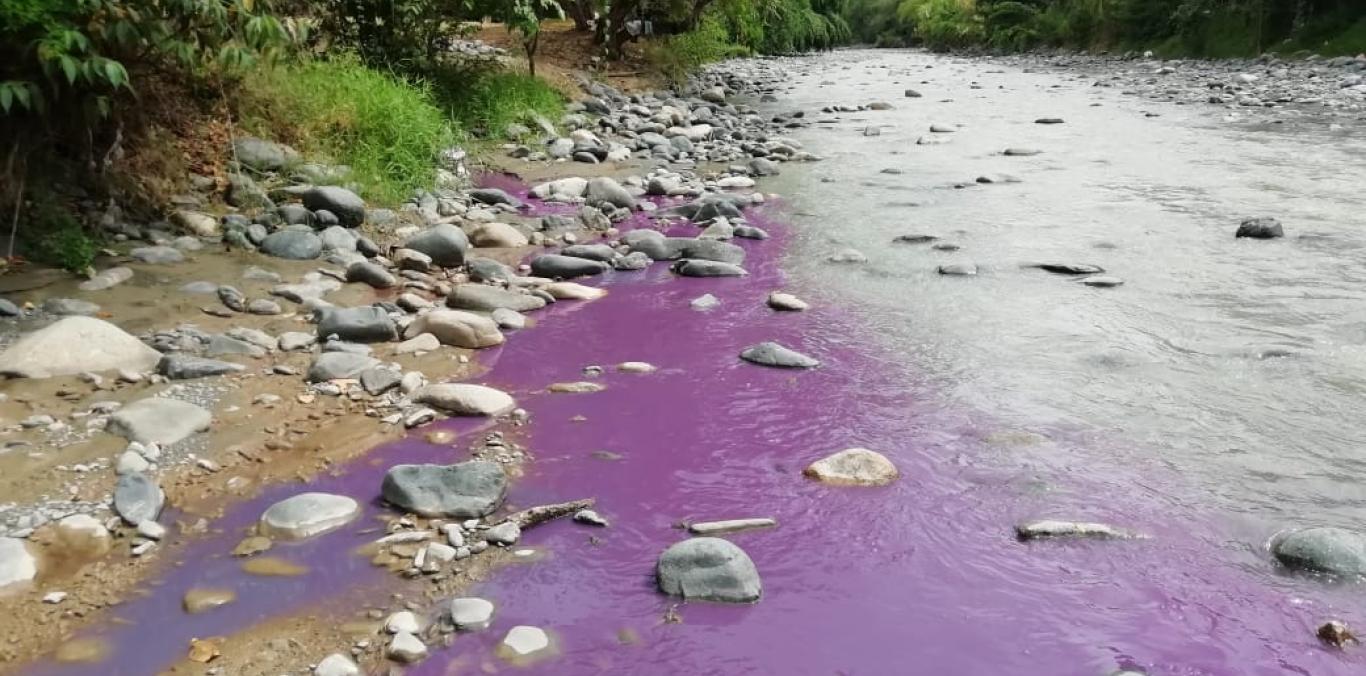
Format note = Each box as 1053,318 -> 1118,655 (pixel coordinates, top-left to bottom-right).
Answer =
469,188 -> 523,208
446,285 -> 546,313
0,316 -> 161,378
318,225 -> 359,252
113,472 -> 165,525
303,186 -> 366,227
260,229 -> 323,260
130,246 -> 185,264
586,177 -> 636,209
259,492 -> 360,540
404,224 -> 469,268
307,352 -> 380,382
1236,217 -> 1284,239
107,397 -> 211,446
158,353 -> 246,379
43,298 -> 100,316
656,537 -> 761,603
381,461 -> 509,518
316,306 -> 397,343
530,254 -> 609,279
346,261 -> 397,289
672,259 -> 747,277
1273,527 -> 1366,575
740,341 -> 819,368
233,137 -> 299,172
560,244 -> 618,262
466,257 -> 513,283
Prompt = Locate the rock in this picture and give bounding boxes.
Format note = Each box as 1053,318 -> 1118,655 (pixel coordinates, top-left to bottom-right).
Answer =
387,632 -> 427,663
1035,117 -> 1065,124
491,308 -> 525,330
55,515 -> 110,552
466,257 -> 513,283
541,282 -> 606,300
318,225 -> 358,252
672,259 -> 747,277
233,137 -> 299,172
393,248 -> 432,272
272,277 -> 341,303
0,538 -> 36,588
530,254 -> 608,279
113,471 -> 165,525
1081,276 -> 1124,288
260,229 -> 323,260
656,537 -> 761,603
938,262 -> 978,276
1015,520 -> 1134,541
500,626 -> 552,658
1029,263 -> 1104,275
381,461 -> 508,517
804,448 -> 898,486
449,597 -> 495,630
1236,217 -> 1284,239
278,332 -> 317,351
345,261 -> 396,288
360,367 -> 402,395
484,521 -> 521,545
260,493 -> 360,539
302,186 -> 365,227
470,188 -> 523,208
307,352 -> 380,382
1003,147 -> 1042,156
549,381 -> 606,393
1317,621 -> 1358,649
405,310 -> 504,349
573,509 -> 609,527
395,333 -> 440,355
530,177 -> 588,199
78,267 -> 133,291
207,334 -> 265,358
116,450 -> 150,475
43,298 -> 100,315
618,361 -> 656,373
0,317 -> 162,378
0,297 -> 20,316
137,520 -> 166,540
689,518 -> 777,535
767,292 -> 808,311
734,225 -> 769,240
1273,527 -> 1366,575
471,222 -> 529,248
904,89 -> 922,97
447,285 -> 546,313
586,177 -> 637,209
404,224 -> 469,267
827,249 -> 867,264
386,610 -> 421,634
691,293 -> 720,311
314,654 -> 360,676
414,383 -> 515,416
929,123 -> 956,133
158,353 -> 245,379
560,243 -> 618,262
171,210 -> 218,237
317,306 -> 397,343
107,397 -> 211,446
739,341 -> 819,368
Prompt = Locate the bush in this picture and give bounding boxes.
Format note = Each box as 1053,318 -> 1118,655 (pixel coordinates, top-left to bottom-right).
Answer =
240,56 -> 457,204
16,195 -> 100,273
422,64 -> 566,139
647,16 -> 752,83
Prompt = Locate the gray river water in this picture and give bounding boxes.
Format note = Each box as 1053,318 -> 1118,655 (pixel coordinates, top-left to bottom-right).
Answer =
763,49 -> 1366,533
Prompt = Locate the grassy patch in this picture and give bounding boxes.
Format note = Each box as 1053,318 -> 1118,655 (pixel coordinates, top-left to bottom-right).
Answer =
646,17 -> 751,84
423,65 -> 566,139
240,56 -> 457,204
16,193 -> 100,273
1279,16 -> 1366,57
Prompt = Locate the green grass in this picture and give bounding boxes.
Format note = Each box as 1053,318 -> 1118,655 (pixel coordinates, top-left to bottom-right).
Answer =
423,65 -> 565,139
240,56 -> 457,204
1278,16 -> 1366,57
646,16 -> 752,84
16,192 -> 100,273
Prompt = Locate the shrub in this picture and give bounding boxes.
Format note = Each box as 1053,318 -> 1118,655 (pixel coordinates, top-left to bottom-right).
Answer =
15,194 -> 100,273
422,65 -> 566,138
647,15 -> 752,83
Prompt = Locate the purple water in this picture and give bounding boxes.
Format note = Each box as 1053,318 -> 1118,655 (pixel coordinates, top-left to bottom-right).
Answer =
29,181 -> 1366,675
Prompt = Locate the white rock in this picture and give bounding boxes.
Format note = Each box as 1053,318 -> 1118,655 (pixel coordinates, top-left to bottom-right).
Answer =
617,361 -> 656,373
0,316 -> 162,378
449,597 -> 495,630
385,610 -> 420,634
115,450 -> 150,475
484,521 -> 520,546
500,625 -> 551,657
106,397 -> 211,447
394,332 -> 441,355
413,383 -> 515,416
387,631 -> 427,663
0,537 -> 37,588
541,282 -> 606,300
136,520 -> 166,540
259,493 -> 361,540
314,653 -> 360,676
803,448 -> 899,486
42,591 -> 67,604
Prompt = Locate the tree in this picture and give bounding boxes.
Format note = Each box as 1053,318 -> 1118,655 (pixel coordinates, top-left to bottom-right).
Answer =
477,0 -> 563,77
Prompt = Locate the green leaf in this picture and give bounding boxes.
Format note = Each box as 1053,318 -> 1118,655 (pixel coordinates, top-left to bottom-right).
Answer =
13,84 -> 31,109
103,60 -> 128,89
59,55 -> 78,84
0,86 -> 12,114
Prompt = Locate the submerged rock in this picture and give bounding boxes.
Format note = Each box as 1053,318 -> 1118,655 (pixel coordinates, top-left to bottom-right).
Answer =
739,341 -> 819,368
804,448 -> 898,486
531,254 -> 609,279
381,461 -> 508,517
0,316 -> 162,378
656,537 -> 762,603
500,625 -> 552,658
1015,520 -> 1136,541
1236,216 -> 1284,239
447,285 -> 546,313
259,493 -> 360,539
107,397 -> 211,446
1273,527 -> 1366,575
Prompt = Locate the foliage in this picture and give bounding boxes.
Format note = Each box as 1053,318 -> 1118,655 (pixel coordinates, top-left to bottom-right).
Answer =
648,15 -> 753,83
473,0 -> 565,76
239,56 -> 457,203
312,0 -> 473,70
423,64 -> 565,138
16,193 -> 100,272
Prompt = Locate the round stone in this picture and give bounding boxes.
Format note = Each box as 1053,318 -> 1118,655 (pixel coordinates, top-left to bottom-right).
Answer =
449,597 -> 495,630
656,537 -> 761,603
259,493 -> 361,540
803,448 -> 899,486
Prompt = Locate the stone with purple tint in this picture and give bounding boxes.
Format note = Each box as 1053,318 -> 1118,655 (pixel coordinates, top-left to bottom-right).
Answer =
739,341 -> 819,369
804,448 -> 899,486
1015,520 -> 1135,541
657,537 -> 762,603
381,460 -> 508,518
1273,527 -> 1366,575
671,259 -> 747,277
530,254 -> 609,279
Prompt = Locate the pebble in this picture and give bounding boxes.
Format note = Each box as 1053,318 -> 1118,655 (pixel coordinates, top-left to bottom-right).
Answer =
449,597 -> 495,630
387,631 -> 427,663
500,625 -> 551,658
385,610 -> 420,634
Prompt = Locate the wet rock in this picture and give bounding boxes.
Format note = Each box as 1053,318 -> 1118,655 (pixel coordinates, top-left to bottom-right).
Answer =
447,285 -> 546,313
1236,217 -> 1284,239
381,460 -> 508,517
1015,520 -> 1134,541
574,509 -> 609,527
542,282 -> 606,300
405,310 -> 504,348
314,654 -> 360,676
107,397 -> 211,446
260,493 -> 360,540
387,631 -> 427,663
1035,117 -> 1065,124
43,298 -> 100,315
905,89 -> 922,97
0,316 -> 162,378
278,332 -> 317,351
1273,527 -> 1366,575
530,254 -> 609,279
1318,620 -> 1358,649
618,361 -> 656,373
740,341 -> 819,368
316,306 -> 397,343
217,285 -> 247,312
491,308 -> 526,330
260,229 -> 323,260
691,293 -> 720,311
414,383 -> 515,416
500,626 -> 552,658
114,471 -> 165,525
938,262 -> 978,276
804,448 -> 898,486
827,249 -> 867,264
395,333 -> 440,355
233,137 -> 299,172
466,257 -> 513,283
1003,147 -> 1042,156
549,381 -> 606,393
79,267 -> 134,292
303,186 -> 365,227
657,537 -> 761,603
449,597 -> 495,630
672,259 -> 747,277
386,610 -> 421,634
586,177 -> 637,209
1081,276 -> 1125,288
0,297 -> 20,316
345,261 -> 396,288
171,210 -> 218,237
471,222 -> 529,248
360,367 -> 402,395
767,292 -> 808,311
561,243 -> 618,262
306,352 -> 380,382
0,538 -> 36,589
1029,263 -> 1105,275
404,224 -> 469,267
530,177 -> 588,200
929,123 -> 956,133
689,518 -> 777,535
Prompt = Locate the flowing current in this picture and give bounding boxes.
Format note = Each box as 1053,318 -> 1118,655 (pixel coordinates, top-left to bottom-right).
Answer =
32,50 -> 1366,676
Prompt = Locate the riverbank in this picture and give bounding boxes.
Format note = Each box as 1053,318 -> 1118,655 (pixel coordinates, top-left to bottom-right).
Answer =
3,45 -> 1366,675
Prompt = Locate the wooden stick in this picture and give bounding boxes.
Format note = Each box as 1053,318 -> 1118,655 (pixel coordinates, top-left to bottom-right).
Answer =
504,498 -> 595,529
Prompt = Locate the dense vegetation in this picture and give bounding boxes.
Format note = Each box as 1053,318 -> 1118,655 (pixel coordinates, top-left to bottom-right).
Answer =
841,0 -> 1366,56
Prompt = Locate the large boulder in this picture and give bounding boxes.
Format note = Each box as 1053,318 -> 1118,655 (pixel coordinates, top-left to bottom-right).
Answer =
739,342 -> 820,368
1236,217 -> 1284,239
0,538 -> 36,589
381,461 -> 508,517
113,471 -> 165,525
260,228 -> 323,260
303,186 -> 366,227
404,224 -> 469,268
0,316 -> 162,378
446,285 -> 546,313
405,310 -> 503,349
1273,527 -> 1366,575
656,537 -> 761,603
158,353 -> 246,379
233,137 -> 299,172
530,254 -> 609,279
107,397 -> 212,447
469,187 -> 523,208
803,448 -> 898,486
316,306 -> 397,343
307,352 -> 380,382
259,493 -> 361,540
530,177 -> 588,200
671,259 -> 747,277
413,383 -> 515,416
586,177 -> 637,209
469,222 -> 529,248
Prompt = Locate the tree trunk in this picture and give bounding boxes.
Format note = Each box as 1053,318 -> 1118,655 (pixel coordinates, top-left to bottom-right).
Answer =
566,0 -> 593,31
526,32 -> 539,77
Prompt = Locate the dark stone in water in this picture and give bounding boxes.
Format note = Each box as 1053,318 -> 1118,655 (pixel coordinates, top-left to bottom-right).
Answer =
893,234 -> 939,244
1035,118 -> 1065,124
671,259 -> 747,277
1029,263 -> 1105,275
656,537 -> 762,603
739,341 -> 819,369
530,254 -> 609,279
1236,217 -> 1284,239
1272,527 -> 1366,575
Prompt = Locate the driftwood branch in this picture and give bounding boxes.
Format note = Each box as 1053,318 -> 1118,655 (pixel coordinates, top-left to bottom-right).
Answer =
504,498 -> 595,529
